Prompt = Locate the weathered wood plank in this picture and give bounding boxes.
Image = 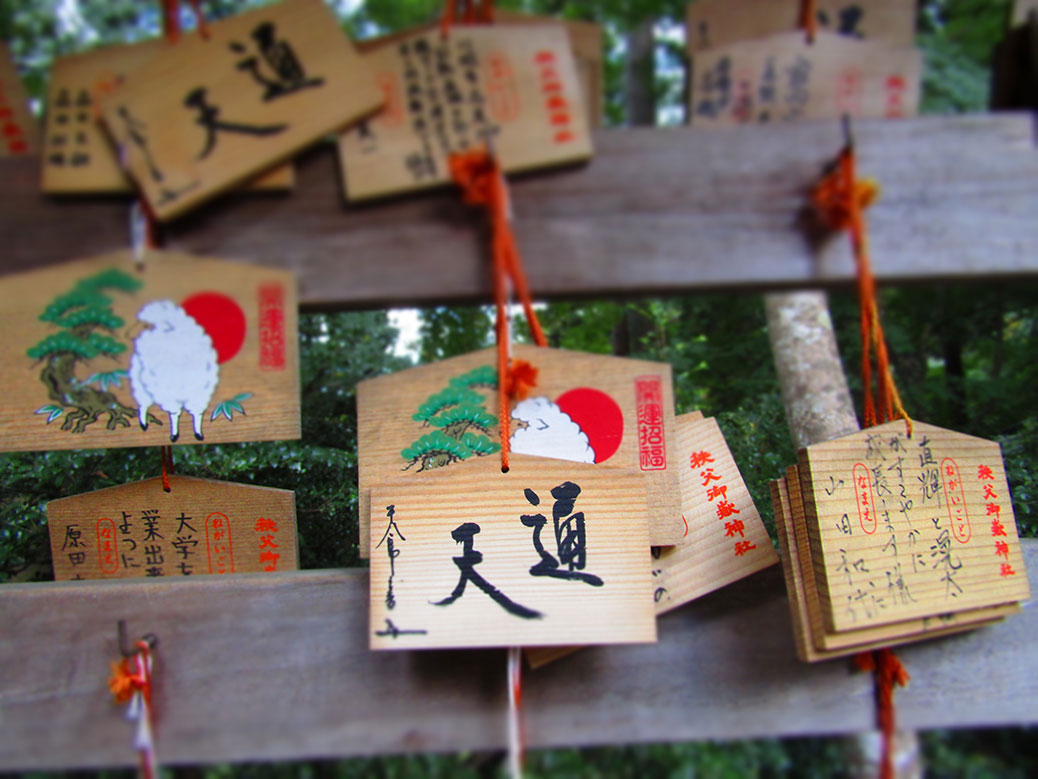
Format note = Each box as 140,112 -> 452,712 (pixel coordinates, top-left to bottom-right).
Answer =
1,540 -> 1035,770
2,114 -> 1035,310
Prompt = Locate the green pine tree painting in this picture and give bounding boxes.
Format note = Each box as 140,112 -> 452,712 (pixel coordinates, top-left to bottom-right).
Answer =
26,268 -> 162,434
401,364 -> 501,471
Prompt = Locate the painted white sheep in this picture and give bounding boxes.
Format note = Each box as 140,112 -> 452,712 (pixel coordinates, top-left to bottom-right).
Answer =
129,300 -> 219,442
510,396 -> 596,464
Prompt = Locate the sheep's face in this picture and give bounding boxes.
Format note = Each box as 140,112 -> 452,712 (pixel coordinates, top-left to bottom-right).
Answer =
136,300 -> 181,329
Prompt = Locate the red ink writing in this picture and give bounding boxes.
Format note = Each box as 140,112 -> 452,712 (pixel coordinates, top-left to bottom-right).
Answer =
205,511 -> 235,575
96,518 -> 118,575
635,376 -> 667,470
259,282 -> 286,370
941,457 -> 970,544
853,462 -> 876,535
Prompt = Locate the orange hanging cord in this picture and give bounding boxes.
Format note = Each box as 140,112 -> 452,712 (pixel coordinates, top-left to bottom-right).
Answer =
160,446 -> 174,492
109,638 -> 158,779
810,131 -> 912,437
450,149 -> 547,473
812,127 -> 913,779
799,0 -> 818,43
855,649 -> 911,779
161,0 -> 208,43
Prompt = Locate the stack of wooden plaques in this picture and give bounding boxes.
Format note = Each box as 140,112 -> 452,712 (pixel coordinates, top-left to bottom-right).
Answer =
357,345 -> 778,654
771,420 -> 1031,662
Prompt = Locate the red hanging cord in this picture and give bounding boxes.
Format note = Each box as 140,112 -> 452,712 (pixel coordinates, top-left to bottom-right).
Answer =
810,134 -> 912,436
160,446 -> 174,492
799,0 -> 818,44
450,148 -> 547,473
162,0 -> 208,42
854,649 -> 910,779
813,127 -> 913,779
109,639 -> 158,779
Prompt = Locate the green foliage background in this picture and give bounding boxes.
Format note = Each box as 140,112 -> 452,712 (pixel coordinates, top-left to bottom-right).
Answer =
3,0 -> 1037,776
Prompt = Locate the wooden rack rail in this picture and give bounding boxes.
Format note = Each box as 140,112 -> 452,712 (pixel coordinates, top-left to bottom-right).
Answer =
2,114 -> 1037,306
1,542 -> 1036,770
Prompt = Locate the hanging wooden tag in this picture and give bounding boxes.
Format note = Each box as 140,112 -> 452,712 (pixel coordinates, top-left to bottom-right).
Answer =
686,0 -> 917,53
356,14 -> 605,130
42,41 -> 293,194
47,475 -> 297,581
356,344 -> 684,556
771,466 -> 1018,662
0,249 -> 299,451
368,454 -> 656,650
651,412 -> 778,614
0,41 -> 39,156
339,24 -> 593,201
526,410 -> 779,669
690,31 -> 921,127
484,11 -> 604,129
798,420 -> 1030,633
98,0 -> 381,220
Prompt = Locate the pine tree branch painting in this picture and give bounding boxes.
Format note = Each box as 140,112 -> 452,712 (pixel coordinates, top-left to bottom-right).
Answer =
25,268 -> 162,434
402,364 -> 500,472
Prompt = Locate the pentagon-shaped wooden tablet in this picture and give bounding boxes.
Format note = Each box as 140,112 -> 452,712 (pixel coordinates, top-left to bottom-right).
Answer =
798,420 -> 1030,633
357,344 -> 684,554
0,249 -> 299,451
48,475 -> 297,581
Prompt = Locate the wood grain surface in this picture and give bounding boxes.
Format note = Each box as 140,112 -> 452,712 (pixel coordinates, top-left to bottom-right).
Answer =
689,31 -> 921,127
799,421 -> 1030,632
0,540 -> 1035,770
41,40 -> 293,194
356,345 -> 683,554
340,25 -> 592,200
368,456 -> 655,650
686,0 -> 916,53
773,466 -> 1016,662
97,0 -> 380,219
0,250 -> 299,451
47,475 -> 297,581
2,115 -> 1035,307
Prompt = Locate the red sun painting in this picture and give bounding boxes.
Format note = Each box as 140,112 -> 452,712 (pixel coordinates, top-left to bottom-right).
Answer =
181,292 -> 246,364
556,388 -> 624,464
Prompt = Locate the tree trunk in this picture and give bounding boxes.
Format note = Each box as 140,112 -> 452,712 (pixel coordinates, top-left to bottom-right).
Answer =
765,290 -> 922,779
625,18 -> 656,127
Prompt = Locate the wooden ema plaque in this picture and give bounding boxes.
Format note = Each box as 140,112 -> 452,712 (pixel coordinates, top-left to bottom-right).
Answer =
368,455 -> 656,650
800,421 -> 1030,632
43,40 -> 293,194
690,30 -> 921,127
527,410 -> 778,669
98,0 -> 381,220
652,412 -> 777,614
491,10 -> 604,128
0,250 -> 299,451
686,0 -> 917,54
771,466 -> 1018,662
356,344 -> 684,555
0,42 -> 39,156
339,24 -> 593,201
356,13 -> 604,130
48,475 -> 297,581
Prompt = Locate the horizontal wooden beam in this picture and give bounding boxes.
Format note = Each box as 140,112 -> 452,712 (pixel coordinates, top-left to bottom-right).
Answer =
1,540 -> 1035,769
2,114 -> 1036,310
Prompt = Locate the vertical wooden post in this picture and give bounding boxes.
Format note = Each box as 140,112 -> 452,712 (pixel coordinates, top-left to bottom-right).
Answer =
764,290 -> 922,779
